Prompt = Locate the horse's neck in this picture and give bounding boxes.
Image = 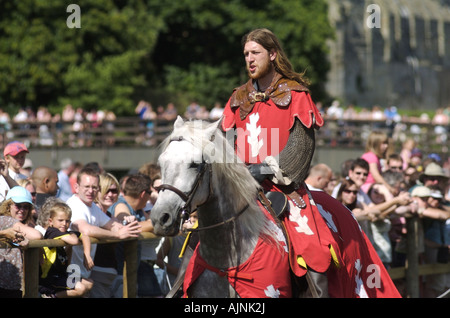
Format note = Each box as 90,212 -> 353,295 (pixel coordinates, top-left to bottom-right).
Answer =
196,198 -> 257,269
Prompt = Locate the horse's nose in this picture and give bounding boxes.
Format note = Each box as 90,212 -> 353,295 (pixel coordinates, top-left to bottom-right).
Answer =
160,212 -> 172,227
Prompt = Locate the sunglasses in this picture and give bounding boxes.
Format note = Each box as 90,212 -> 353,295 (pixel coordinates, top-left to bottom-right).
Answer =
106,188 -> 119,194
343,189 -> 358,195
390,166 -> 402,170
13,203 -> 31,210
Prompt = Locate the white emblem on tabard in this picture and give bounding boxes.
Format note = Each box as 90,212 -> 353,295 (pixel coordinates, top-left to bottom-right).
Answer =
246,113 -> 263,158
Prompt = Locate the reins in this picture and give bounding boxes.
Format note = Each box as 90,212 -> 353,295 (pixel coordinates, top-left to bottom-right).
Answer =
185,203 -> 249,233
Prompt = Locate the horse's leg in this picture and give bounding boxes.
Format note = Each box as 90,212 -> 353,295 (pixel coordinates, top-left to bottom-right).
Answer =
291,270 -> 329,298
189,271 -> 233,298
228,283 -> 239,298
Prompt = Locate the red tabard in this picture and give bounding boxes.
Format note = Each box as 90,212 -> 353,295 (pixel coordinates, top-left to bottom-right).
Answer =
221,91 -> 323,164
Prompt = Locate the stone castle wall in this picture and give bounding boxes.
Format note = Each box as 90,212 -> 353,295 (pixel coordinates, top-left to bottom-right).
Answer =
325,0 -> 450,110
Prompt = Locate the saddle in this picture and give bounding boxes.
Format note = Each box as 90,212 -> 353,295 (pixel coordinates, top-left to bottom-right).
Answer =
263,191 -> 289,217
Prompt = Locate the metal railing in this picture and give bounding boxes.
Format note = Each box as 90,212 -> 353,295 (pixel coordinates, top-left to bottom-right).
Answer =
1,117 -> 448,155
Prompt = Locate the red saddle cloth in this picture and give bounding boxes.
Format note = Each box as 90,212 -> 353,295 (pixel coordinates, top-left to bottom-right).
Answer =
182,186 -> 401,298
182,204 -> 292,298
280,187 -> 401,298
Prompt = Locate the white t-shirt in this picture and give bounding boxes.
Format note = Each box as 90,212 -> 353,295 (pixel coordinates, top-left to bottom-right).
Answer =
67,194 -> 111,278
0,169 -> 28,202
0,177 -> 9,202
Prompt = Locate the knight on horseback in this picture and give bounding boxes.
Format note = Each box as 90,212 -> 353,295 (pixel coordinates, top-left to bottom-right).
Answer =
220,28 -> 400,298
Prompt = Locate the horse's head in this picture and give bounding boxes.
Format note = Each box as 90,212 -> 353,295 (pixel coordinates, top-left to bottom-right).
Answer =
150,116 -> 219,236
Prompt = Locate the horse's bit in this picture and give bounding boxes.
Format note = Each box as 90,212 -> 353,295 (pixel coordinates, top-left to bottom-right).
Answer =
156,136 -> 249,232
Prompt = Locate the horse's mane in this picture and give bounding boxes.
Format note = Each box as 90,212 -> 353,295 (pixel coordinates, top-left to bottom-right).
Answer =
163,119 -> 278,244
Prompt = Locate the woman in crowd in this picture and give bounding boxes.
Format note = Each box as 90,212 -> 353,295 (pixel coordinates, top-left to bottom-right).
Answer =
0,186 -> 42,297
89,172 -> 121,298
0,186 -> 38,228
336,177 -> 382,222
0,215 -> 42,297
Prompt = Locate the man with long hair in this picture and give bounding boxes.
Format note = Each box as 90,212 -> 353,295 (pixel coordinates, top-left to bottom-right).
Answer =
220,28 -> 400,298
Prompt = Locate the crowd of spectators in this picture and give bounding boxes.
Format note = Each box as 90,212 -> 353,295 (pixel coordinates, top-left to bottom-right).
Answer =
307,129 -> 450,298
0,98 -> 449,298
317,100 -> 450,152
0,140 -> 191,298
319,99 -> 450,124
1,133 -> 448,298
0,100 -> 226,148
0,100 -> 447,152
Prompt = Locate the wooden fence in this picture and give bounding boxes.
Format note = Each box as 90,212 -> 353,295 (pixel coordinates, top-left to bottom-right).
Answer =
1,218 -> 449,298
0,232 -> 157,298
388,216 -> 450,298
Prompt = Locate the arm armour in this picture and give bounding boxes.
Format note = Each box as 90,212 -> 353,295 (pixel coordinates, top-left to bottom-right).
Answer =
277,118 -> 315,188
219,116 -> 315,188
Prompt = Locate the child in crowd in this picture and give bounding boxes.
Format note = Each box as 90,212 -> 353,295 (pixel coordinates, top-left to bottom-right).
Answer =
39,198 -> 94,298
361,131 -> 395,194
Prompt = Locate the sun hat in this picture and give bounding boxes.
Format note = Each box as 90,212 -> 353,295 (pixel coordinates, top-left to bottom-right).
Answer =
5,186 -> 33,205
411,186 -> 431,198
3,141 -> 29,157
419,162 -> 448,182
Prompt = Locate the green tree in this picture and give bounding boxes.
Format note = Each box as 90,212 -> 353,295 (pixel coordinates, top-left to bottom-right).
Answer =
151,0 -> 334,110
0,0 -> 162,115
0,0 -> 333,115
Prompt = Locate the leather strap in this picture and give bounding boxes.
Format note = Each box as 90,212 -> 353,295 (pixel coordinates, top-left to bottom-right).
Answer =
165,245 -> 194,298
258,190 -> 290,251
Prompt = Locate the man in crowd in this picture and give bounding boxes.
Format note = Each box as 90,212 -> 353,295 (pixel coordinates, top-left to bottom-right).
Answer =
304,163 -> 333,192
68,166 -> 142,280
30,166 -> 59,212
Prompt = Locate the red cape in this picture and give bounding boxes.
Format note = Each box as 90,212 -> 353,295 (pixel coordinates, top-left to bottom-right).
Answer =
307,190 -> 401,298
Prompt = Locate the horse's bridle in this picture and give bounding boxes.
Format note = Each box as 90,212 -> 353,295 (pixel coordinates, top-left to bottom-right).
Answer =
156,136 -> 249,232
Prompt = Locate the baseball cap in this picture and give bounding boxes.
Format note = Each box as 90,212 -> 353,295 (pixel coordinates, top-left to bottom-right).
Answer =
5,186 -> 33,205
411,186 -> 431,198
430,190 -> 443,199
410,148 -> 422,158
3,141 -> 29,157
427,153 -> 441,162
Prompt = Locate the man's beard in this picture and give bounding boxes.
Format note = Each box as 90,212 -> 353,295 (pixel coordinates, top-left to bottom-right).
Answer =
247,57 -> 272,81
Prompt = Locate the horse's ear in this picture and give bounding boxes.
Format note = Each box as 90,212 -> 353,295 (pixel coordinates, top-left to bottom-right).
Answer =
174,116 -> 184,130
205,119 -> 221,140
